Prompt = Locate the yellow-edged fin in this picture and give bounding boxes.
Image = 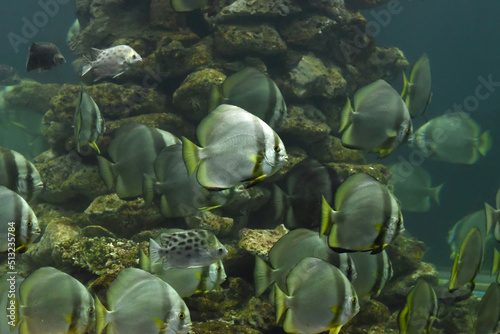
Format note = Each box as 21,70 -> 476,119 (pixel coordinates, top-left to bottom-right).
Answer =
320,196 -> 333,236
16,245 -> 28,253
274,285 -> 288,325
430,183 -> 443,205
181,136 -> 201,176
328,224 -> 340,249
478,131 -> 492,156
97,156 -> 116,191
378,148 -> 393,159
492,248 -> 500,276
171,0 -> 209,12
95,296 -> 109,334
247,174 -> 266,187
19,318 -> 29,334
401,71 -> 409,98
329,326 -> 342,334
63,314 -> 73,325
208,86 -> 222,112
139,249 -> 151,271
254,256 -> 274,297
89,141 -> 101,154
484,202 -> 495,235
448,253 -> 460,292
153,317 -> 167,330
398,304 -> 410,334
198,204 -> 223,211
339,97 -> 353,133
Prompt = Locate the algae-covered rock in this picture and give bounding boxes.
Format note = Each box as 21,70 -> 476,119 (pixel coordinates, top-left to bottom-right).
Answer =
56,236 -> 144,276
184,211 -> 234,235
216,0 -> 302,21
238,224 -> 288,257
214,24 -> 287,56
84,194 -> 164,238
172,68 -> 226,121
326,162 -> 391,184
279,104 -> 331,145
35,150 -> 107,205
3,81 -> 60,114
308,135 -> 366,164
149,0 -> 186,30
342,299 -> 391,334
287,53 -> 347,99
22,218 -> 80,269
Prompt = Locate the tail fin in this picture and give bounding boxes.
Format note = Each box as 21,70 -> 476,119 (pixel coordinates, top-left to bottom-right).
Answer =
401,71 -> 409,98
478,131 -> 492,156
95,296 -> 109,334
181,137 -> 201,176
430,183 -> 444,205
274,285 -> 288,325
339,97 -> 353,133
142,173 -> 156,207
254,256 -> 274,297
208,86 -> 222,112
320,196 -> 334,236
149,238 -> 162,265
484,202 -> 497,235
81,56 -> 93,76
97,156 -> 116,191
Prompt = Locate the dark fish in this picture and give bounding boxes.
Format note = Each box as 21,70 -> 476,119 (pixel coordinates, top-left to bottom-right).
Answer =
26,42 -> 65,72
0,65 -> 21,86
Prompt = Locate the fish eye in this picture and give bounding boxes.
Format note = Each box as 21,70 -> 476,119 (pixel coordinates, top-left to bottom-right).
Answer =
178,312 -> 185,320
273,145 -> 280,152
132,54 -> 136,59
88,307 -> 95,314
27,221 -> 33,227
351,297 -> 357,307
217,248 -> 224,253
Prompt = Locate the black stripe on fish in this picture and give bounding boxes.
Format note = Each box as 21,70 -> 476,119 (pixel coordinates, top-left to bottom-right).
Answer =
372,187 -> 393,253
263,76 -> 277,125
68,282 -> 83,333
2,147 -> 19,193
24,158 -> 35,202
13,194 -> 23,248
249,117 -> 266,179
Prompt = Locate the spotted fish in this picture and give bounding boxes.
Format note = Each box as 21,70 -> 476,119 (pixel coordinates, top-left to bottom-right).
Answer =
82,45 -> 142,81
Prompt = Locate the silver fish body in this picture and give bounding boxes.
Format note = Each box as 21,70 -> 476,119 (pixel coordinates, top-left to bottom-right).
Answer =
182,104 -> 287,190
411,112 -> 492,164
149,229 -> 228,270
349,250 -> 393,298
321,173 -> 404,253
398,278 -> 438,334
17,267 -> 95,334
0,186 -> 40,252
74,85 -> 105,153
402,53 -> 432,118
254,228 -> 357,297
97,122 -> 180,199
0,273 -> 23,334
82,45 -> 142,81
449,227 -> 484,292
0,146 -> 43,202
340,79 -> 412,158
96,268 -> 191,334
209,67 -> 287,129
275,257 -> 360,334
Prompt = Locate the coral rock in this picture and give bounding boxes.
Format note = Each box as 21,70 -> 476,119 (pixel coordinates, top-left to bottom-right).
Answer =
238,224 -> 288,257
279,105 -> 331,145
4,81 -> 60,114
216,0 -> 302,21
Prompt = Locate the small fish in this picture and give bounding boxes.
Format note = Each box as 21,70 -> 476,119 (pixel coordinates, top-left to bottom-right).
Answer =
74,84 -> 105,153
182,104 -> 287,190
254,228 -> 357,297
16,267 -> 95,334
349,250 -> 393,298
171,0 -> 210,12
401,53 -> 432,118
275,257 -> 360,334
389,163 -> 443,212
339,79 -> 412,158
141,249 -> 226,298
82,45 -> 142,81
398,278 -> 438,334
449,227 -> 484,292
149,229 -> 228,270
26,42 -> 65,72
143,144 -> 213,218
0,186 -> 40,253
66,18 -> 80,45
0,273 -> 23,334
484,187 -> 500,241
321,173 -> 404,253
0,146 -> 43,202
280,158 -> 342,229
410,112 -> 492,164
473,282 -> 500,334
97,122 -> 180,199
0,65 -> 21,86
209,67 -> 287,129
95,268 -> 191,334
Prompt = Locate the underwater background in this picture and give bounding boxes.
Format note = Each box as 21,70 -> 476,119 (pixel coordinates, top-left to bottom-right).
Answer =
1,0 -> 500,333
